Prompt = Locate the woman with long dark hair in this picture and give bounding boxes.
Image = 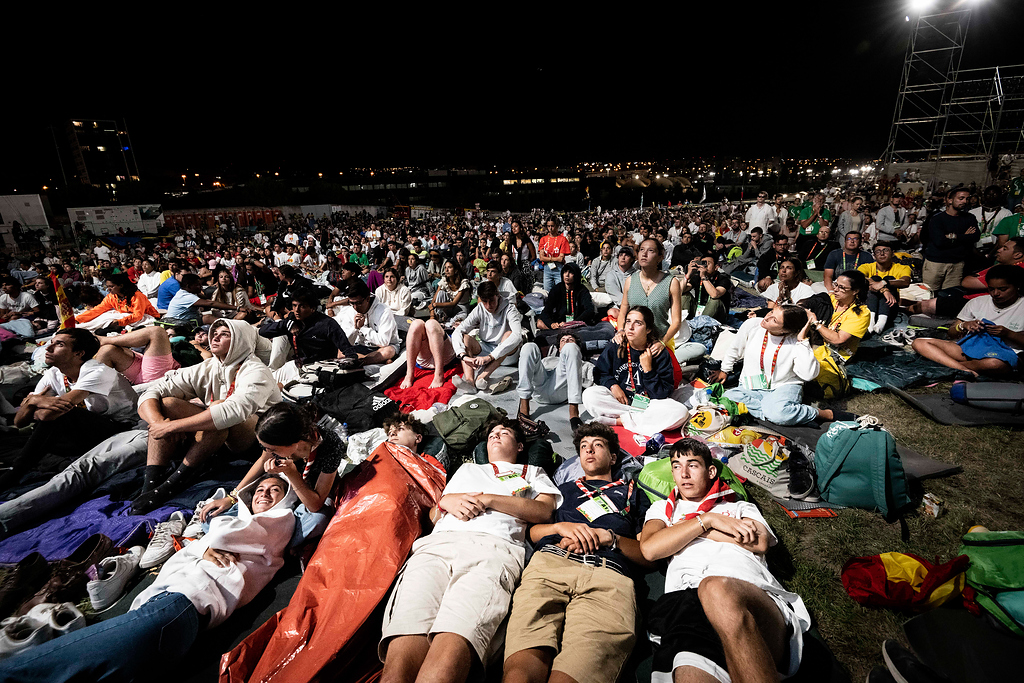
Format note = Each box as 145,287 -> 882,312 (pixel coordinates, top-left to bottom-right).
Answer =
74,272 -> 160,331
429,260 -> 470,323
210,268 -> 256,320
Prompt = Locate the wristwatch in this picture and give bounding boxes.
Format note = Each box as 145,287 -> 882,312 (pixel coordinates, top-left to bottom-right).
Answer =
607,529 -> 618,551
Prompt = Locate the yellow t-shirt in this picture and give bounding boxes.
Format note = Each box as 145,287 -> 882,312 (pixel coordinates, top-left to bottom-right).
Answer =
158,270 -> 173,284
827,294 -> 871,359
857,262 -> 912,281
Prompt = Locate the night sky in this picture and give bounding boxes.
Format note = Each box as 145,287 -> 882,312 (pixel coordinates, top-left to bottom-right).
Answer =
3,1 -> 1019,191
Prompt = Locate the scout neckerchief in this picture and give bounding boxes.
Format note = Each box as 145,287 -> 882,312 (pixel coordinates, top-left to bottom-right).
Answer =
760,329 -> 784,389
492,463 -> 528,478
663,478 -> 736,525
301,427 -> 323,480
575,477 -> 634,516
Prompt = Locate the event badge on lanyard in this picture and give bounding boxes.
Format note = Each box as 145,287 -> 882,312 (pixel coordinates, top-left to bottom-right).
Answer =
574,478 -> 629,522
627,356 -> 650,411
743,330 -> 782,391
492,463 -> 530,496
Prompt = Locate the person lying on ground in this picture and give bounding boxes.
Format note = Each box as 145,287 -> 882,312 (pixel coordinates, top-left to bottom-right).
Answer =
911,265 -> 1024,377
73,272 -> 160,332
3,328 -> 139,493
378,418 -> 560,683
259,289 -> 352,385
502,422 -> 655,683
94,325 -> 181,386
711,306 -> 835,425
198,402 -> 345,548
132,318 -> 282,514
858,240 -> 912,334
582,306 -> 675,427
517,331 -> 586,433
0,474 -> 296,682
639,439 -> 811,683
332,278 -> 401,365
909,237 -> 1024,318
451,281 -> 524,394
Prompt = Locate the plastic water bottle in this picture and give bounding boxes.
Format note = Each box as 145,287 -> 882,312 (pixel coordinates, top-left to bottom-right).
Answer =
339,422 -> 349,443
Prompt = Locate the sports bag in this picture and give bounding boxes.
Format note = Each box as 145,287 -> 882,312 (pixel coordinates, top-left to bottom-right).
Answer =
958,531 -> 1024,637
636,456 -> 747,505
432,398 -> 505,463
813,420 -> 912,521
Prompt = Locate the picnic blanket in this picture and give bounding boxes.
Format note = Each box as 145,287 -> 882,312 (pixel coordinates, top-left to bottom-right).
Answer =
384,363 -> 460,412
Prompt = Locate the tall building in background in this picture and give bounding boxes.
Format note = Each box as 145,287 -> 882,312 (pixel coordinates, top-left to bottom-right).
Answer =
64,119 -> 140,195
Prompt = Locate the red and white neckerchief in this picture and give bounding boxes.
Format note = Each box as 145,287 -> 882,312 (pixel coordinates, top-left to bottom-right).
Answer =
301,428 -> 322,480
62,374 -> 73,393
663,478 -> 736,525
575,477 -> 634,516
759,330 -> 784,389
492,463 -> 528,478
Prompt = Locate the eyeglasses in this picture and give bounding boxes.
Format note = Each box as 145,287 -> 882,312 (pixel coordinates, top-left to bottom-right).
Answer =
832,283 -> 851,292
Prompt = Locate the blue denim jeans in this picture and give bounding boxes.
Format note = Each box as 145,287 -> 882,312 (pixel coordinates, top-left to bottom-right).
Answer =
542,263 -> 563,292
0,591 -> 199,682
724,383 -> 819,426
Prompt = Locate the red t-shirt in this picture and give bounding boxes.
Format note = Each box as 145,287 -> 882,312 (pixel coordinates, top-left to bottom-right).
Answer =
539,234 -> 571,260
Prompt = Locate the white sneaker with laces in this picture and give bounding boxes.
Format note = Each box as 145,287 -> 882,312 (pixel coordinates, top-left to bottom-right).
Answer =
26,602 -> 85,636
140,511 -> 188,569
87,546 -> 144,611
0,613 -> 51,660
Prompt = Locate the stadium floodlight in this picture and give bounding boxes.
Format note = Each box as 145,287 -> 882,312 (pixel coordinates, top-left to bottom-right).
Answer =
908,0 -> 934,12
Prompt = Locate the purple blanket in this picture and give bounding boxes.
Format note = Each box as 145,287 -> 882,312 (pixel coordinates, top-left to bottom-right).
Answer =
0,496 -> 179,563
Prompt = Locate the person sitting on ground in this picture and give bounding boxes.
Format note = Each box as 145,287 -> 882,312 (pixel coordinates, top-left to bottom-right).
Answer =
136,259 -> 163,305
378,417 -> 560,683
500,251 -> 532,296
605,246 -> 636,321
823,231 -> 872,292
711,306 -> 836,425
722,227 -> 774,280
0,474 -> 296,682
591,241 -> 616,291
909,237 -> 1024,319
801,224 -> 839,272
517,331 -> 586,433
74,273 -> 160,332
94,325 -> 182,386
5,329 -> 138,491
400,316 -> 460,390
502,422 -> 654,683
639,439 -> 811,683
198,402 -> 346,549
800,270 -> 871,394
537,262 -> 614,343
484,259 -> 518,300
858,240 -> 912,334
260,289 -> 352,385
760,258 -> 815,311
911,264 -> 1024,377
155,260 -> 184,310
334,278 -> 401,366
755,235 -> 792,292
583,306 -> 676,428
374,267 -> 413,316
325,261 -> 363,313
430,259 -> 472,323
0,277 -> 40,327
451,281 -> 525,394
164,273 -> 242,326
209,267 -> 259,321
269,265 -> 314,318
681,254 -> 732,324
131,319 -> 282,514
405,252 -> 431,307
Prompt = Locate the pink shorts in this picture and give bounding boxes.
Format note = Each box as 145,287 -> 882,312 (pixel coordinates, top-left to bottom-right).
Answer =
124,351 -> 180,385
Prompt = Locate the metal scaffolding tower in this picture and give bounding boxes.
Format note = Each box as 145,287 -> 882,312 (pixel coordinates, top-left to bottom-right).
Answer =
939,64 -> 1024,159
883,9 -> 971,164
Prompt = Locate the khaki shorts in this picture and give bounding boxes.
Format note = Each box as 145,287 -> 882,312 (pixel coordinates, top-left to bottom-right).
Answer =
504,551 -> 638,683
922,260 -> 964,291
379,531 -> 524,665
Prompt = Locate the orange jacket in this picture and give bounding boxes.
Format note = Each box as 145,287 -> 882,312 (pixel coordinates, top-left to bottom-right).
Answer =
75,291 -> 160,327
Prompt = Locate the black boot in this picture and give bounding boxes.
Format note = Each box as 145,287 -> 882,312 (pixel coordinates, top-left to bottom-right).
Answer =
132,464 -> 199,515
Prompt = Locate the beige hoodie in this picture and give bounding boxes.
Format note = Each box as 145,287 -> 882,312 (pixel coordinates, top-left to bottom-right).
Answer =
138,319 -> 281,430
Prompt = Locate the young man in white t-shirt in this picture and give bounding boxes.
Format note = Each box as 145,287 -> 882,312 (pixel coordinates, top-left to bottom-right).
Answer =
639,439 -> 811,683
379,418 -> 561,683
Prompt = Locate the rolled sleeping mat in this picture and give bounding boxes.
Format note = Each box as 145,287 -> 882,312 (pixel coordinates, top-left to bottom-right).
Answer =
949,380 -> 1024,413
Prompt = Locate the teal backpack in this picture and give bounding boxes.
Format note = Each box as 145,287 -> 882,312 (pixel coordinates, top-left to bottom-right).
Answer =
959,531 -> 1024,637
813,421 -> 912,522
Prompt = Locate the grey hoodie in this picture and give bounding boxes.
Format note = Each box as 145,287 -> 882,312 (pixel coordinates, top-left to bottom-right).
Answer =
138,319 -> 281,430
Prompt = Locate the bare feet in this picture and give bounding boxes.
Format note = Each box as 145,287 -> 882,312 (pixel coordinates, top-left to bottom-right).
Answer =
429,374 -> 445,389
400,375 -> 414,390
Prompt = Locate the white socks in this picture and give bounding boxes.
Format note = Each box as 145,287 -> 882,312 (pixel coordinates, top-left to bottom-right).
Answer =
869,314 -> 889,334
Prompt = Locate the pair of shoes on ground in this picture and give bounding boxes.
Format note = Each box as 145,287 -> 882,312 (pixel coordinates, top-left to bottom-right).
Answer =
452,375 -> 514,395
0,602 -> 85,660
140,511 -> 190,570
880,328 -> 918,346
86,546 -> 145,611
867,639 -> 951,683
16,534 -> 115,615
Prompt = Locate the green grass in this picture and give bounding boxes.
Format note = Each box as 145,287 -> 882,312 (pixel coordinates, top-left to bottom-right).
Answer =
750,384 -> 1022,681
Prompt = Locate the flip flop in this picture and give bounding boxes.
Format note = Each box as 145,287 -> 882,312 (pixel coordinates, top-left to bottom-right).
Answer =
489,376 -> 515,395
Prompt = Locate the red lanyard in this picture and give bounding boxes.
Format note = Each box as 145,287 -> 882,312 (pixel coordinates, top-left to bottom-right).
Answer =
760,330 -> 783,388
575,478 -> 633,515
492,463 -> 528,478
627,348 -> 646,397
566,288 -> 574,317
62,374 -> 72,393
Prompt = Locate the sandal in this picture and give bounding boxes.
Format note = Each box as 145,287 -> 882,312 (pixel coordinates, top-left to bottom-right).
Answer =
517,414 -> 550,440
489,376 -> 515,395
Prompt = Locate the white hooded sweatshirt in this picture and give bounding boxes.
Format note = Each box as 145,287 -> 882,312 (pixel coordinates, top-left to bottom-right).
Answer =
131,476 -> 297,628
138,318 -> 281,430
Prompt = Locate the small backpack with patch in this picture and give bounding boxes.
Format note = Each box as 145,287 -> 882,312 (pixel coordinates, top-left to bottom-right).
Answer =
432,399 -> 506,464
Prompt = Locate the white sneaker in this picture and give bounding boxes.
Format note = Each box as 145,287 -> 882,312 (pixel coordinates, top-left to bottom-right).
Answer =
87,546 -> 144,611
26,602 -> 85,636
0,613 -> 51,660
140,511 -> 187,569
